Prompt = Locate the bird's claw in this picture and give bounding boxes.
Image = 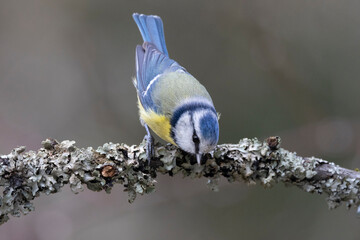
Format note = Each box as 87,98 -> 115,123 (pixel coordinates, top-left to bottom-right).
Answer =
144,124 -> 154,165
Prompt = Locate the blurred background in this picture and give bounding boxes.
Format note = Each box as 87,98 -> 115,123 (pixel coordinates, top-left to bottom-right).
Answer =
1,0 -> 360,239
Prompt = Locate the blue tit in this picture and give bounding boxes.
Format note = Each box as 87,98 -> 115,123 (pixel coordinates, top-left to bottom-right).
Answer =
132,13 -> 219,164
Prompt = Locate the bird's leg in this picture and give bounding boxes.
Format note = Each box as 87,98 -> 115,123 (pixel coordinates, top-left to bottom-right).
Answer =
144,123 -> 154,164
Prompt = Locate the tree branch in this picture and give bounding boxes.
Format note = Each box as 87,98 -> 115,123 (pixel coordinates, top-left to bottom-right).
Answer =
1,137 -> 359,225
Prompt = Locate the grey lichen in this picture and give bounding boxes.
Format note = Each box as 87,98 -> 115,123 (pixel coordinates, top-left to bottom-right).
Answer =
0,137 -> 359,225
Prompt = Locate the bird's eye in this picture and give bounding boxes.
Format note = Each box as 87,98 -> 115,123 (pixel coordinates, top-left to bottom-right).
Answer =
192,133 -> 200,144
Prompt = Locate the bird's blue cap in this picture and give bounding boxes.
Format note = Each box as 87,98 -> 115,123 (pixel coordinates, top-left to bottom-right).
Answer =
200,112 -> 219,146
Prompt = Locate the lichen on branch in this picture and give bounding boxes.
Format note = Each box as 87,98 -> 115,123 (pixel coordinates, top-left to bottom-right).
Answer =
0,137 -> 359,225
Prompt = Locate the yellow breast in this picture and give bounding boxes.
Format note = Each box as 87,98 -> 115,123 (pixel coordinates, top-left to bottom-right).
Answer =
138,99 -> 176,145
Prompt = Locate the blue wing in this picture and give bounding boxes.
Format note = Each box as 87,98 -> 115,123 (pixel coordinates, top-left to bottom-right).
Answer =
133,13 -> 169,56
135,42 -> 186,110
133,13 -> 191,111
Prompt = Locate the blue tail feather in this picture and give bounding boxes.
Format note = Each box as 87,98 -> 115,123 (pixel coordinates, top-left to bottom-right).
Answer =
133,13 -> 169,56
133,13 -> 188,112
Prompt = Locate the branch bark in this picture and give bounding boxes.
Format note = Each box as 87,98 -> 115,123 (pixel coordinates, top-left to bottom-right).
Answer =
0,137 -> 359,225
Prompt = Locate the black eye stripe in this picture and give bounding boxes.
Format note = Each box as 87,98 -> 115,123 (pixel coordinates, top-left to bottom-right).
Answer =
193,131 -> 200,153
192,133 -> 200,143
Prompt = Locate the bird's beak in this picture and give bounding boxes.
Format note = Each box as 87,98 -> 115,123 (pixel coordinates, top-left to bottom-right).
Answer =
196,154 -> 202,165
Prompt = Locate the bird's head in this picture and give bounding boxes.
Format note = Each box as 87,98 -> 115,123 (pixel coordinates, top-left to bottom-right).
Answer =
170,99 -> 219,164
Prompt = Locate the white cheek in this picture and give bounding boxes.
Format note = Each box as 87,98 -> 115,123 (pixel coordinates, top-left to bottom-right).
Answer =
192,110 -> 206,153
192,110 -> 206,133
174,113 -> 194,153
200,142 -> 216,153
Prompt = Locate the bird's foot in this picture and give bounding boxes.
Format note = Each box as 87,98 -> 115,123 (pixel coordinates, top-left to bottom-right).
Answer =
144,124 -> 154,165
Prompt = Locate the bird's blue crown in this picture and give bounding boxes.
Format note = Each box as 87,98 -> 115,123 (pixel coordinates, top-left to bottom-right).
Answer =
199,112 -> 219,145
170,100 -> 219,146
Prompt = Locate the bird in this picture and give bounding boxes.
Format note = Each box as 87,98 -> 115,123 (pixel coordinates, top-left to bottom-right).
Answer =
132,13 -> 219,165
